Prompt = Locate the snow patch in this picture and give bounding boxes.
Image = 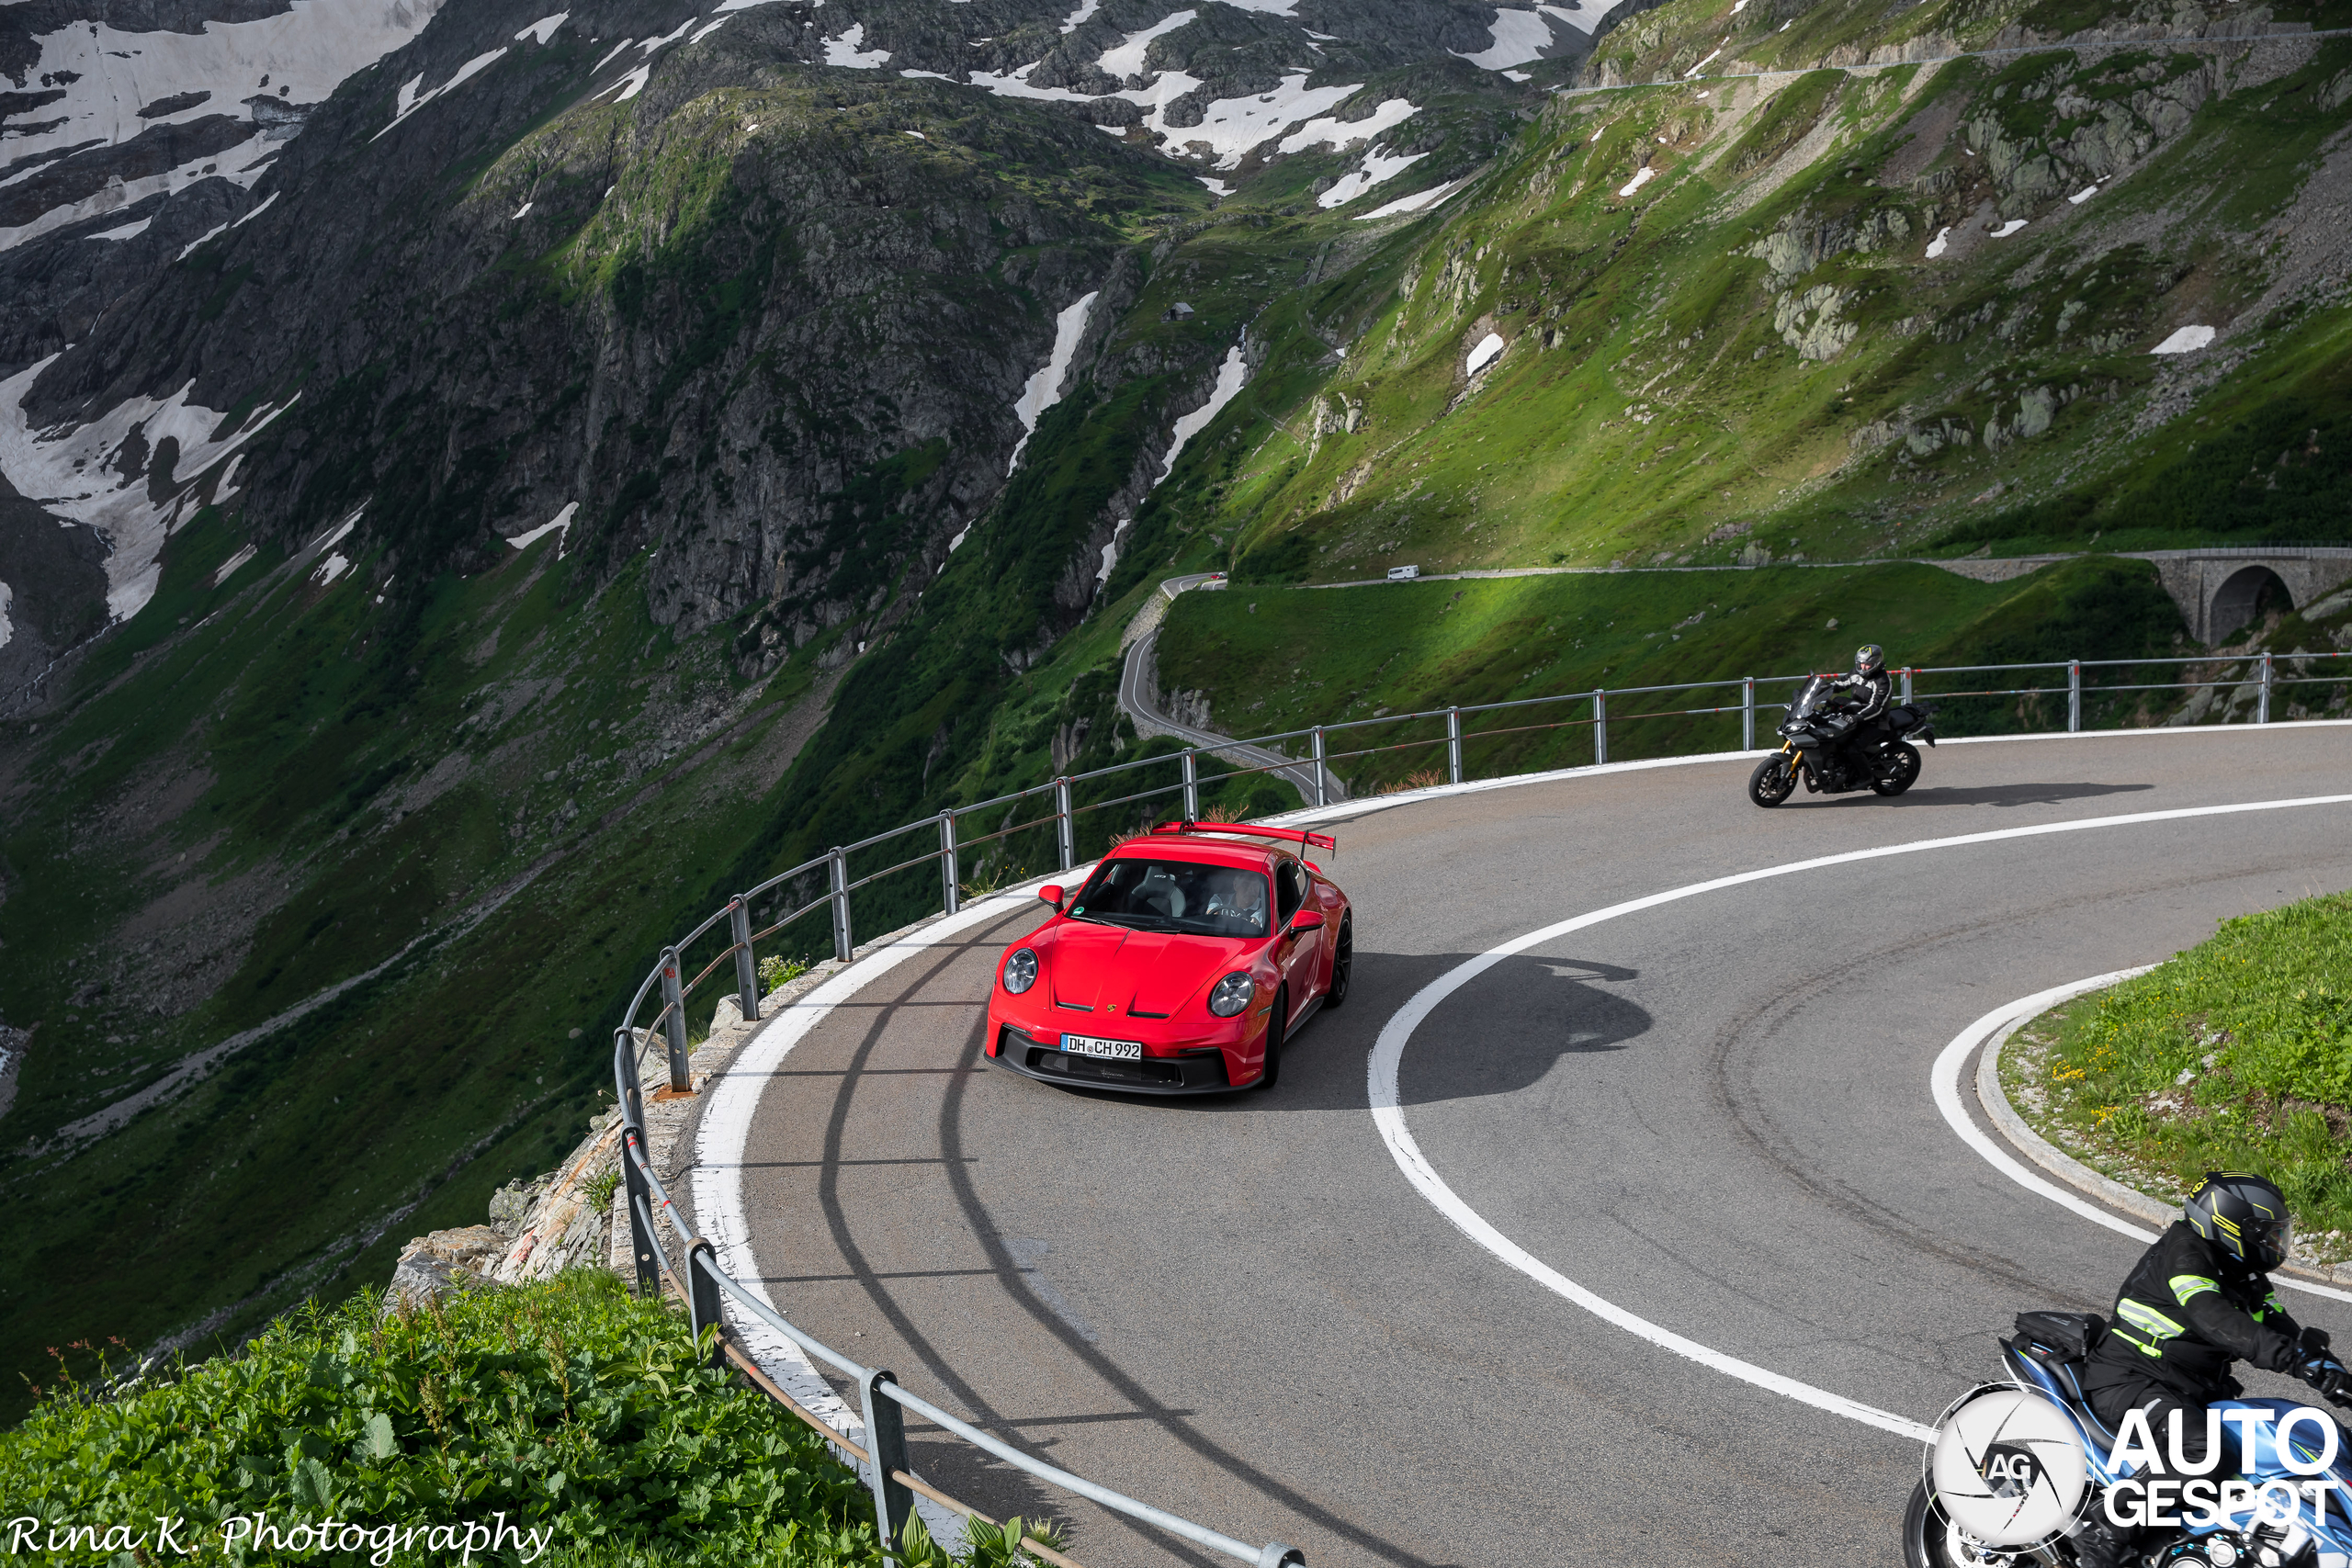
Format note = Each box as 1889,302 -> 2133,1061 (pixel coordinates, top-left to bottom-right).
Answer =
232,191 -> 278,229
1059,0 -> 1102,30
86,218 -> 153,243
1925,225 -> 1952,258
689,16 -> 734,44
503,502 -> 578,554
516,12 -> 569,44
1095,517 -> 1131,587
0,356 -> 300,623
1157,343 -> 1248,485
513,200 -> 534,220
1354,177 -> 1463,220
2068,184 -> 2099,204
605,63 -> 654,100
0,581 -> 11,652
2151,325 -> 2216,355
1198,175 -> 1234,196
1453,8 -> 1555,70
1277,96 -> 1417,156
4,0 -> 447,249
1008,292 -> 1100,473
9,138 -> 268,255
715,0 -> 793,10
311,552 -> 352,586
1501,68 -> 1530,81
1989,218 -> 2028,238
1465,333 -> 1505,375
1189,74 -> 1370,170
1098,12 -> 1196,77
311,511 -> 361,556
1317,145 -> 1425,208
374,46 -> 509,140
906,130 -> 928,139
210,544 -> 257,586
1617,164 -> 1656,197
1539,0 -> 1627,34
823,24 -> 891,67
1683,47 -> 1721,76
593,39 -> 633,70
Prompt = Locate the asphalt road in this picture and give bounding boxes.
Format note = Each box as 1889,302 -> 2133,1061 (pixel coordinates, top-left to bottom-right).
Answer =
716,726 -> 2352,1568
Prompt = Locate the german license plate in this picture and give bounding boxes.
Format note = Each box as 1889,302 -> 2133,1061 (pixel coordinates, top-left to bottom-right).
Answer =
1062,1034 -> 1143,1061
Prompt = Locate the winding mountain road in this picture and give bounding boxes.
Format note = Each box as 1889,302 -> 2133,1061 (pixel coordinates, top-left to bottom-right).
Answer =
698,724 -> 2352,1568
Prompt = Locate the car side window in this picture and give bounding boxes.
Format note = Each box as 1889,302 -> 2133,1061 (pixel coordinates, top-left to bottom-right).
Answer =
1274,861 -> 1305,925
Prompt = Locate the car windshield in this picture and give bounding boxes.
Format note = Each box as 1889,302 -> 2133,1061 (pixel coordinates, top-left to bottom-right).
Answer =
1069,858 -> 1271,938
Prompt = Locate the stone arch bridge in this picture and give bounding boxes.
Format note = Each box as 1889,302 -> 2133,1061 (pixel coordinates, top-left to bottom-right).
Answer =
1937,547 -> 2352,645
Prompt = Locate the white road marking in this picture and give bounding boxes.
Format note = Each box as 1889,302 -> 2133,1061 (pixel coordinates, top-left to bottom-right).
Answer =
1368,792 -> 2352,1443
1932,974 -> 2352,1304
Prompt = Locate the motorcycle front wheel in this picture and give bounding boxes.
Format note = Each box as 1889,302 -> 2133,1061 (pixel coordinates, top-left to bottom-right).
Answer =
1900,1480 -> 1967,1568
1871,741 -> 1921,797
1749,754 -> 1797,807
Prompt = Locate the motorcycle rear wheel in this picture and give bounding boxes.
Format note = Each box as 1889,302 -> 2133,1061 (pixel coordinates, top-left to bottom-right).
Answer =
1871,741 -> 1922,797
1748,754 -> 1797,807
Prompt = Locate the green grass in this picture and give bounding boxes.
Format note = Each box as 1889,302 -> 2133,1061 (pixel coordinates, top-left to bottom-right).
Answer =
2001,891 -> 2352,1259
1153,555 -> 2188,789
1,1269 -> 1064,1566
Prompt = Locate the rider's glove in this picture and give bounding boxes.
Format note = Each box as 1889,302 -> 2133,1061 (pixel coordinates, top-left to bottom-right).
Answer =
2296,1351 -> 2352,1404
2301,1325 -> 2335,1356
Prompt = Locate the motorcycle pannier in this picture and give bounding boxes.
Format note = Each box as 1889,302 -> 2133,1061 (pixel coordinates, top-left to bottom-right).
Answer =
2014,1311 -> 2104,1361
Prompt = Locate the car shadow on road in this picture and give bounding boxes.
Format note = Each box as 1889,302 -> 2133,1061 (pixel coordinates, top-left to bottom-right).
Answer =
1026,952 -> 1651,1114
1777,781 -> 2157,810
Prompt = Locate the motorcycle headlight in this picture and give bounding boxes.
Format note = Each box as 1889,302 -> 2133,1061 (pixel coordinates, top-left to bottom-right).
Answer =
1001,948 -> 1039,995
1207,972 -> 1254,1018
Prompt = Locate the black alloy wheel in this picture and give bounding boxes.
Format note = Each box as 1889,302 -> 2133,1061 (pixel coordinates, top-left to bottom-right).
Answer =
1748,753 -> 1797,807
1324,914 -> 1353,1009
1260,984 -> 1287,1089
1900,1480 -> 1963,1568
1872,741 -> 1922,796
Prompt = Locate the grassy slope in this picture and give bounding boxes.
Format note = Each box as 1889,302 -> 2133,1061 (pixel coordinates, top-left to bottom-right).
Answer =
1999,890 -> 2352,1258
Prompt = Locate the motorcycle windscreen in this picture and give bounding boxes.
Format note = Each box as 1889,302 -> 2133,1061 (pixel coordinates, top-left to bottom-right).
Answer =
1786,675 -> 1830,721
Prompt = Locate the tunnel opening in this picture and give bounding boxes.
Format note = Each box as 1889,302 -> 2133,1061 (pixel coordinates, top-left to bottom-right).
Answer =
2207,565 -> 2293,644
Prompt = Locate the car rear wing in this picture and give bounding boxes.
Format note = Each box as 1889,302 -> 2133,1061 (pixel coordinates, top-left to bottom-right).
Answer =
1148,820 -> 1337,853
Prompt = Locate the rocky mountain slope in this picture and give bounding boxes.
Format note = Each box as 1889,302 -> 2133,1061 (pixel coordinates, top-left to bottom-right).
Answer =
1,0 -> 2346,1412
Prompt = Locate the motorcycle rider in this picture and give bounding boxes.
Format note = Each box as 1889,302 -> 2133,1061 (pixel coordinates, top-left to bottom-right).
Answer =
1819,644 -> 1893,740
2072,1171 -> 2352,1568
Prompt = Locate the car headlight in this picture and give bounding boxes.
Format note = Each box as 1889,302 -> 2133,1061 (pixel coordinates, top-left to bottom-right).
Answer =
1207,972 -> 1254,1017
1002,949 -> 1039,995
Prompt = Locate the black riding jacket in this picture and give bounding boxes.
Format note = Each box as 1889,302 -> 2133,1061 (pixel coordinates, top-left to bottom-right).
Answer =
1827,668 -> 1893,722
2085,1220 -> 2303,1402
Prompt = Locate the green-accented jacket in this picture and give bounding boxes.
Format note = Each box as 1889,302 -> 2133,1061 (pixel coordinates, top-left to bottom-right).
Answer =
2086,1220 -> 2303,1400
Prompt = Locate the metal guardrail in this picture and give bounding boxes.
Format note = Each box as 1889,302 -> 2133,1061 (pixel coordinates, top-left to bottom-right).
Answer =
607,642 -> 2348,1562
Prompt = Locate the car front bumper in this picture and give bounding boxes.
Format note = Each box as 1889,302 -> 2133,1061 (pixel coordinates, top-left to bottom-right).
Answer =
984,1021 -> 1248,1095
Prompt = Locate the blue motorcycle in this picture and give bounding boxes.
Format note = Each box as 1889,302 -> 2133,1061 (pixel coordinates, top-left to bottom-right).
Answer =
1908,1313 -> 2352,1568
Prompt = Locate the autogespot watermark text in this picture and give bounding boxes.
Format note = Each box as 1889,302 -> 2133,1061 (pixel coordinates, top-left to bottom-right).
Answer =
6,1512 -> 555,1562
2099,1404 -> 2346,1531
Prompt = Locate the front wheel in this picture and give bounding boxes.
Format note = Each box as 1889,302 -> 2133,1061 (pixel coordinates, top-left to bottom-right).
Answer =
1901,1480 -> 1962,1568
1872,741 -> 1921,797
1259,985 -> 1288,1089
1748,753 -> 1796,807
1323,914 -> 1352,1010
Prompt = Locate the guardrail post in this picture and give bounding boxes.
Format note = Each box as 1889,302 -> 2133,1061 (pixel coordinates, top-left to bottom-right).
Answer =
1900,668 -> 1914,705
1445,707 -> 1462,784
686,1239 -> 725,1366
2067,660 -> 2081,733
1181,749 -> 1200,819
620,1129 -> 659,1296
1256,1546 -> 1306,1568
2257,650 -> 2273,724
828,847 -> 853,963
859,1371 -> 915,1551
729,897 -> 759,1022
1741,677 -> 1755,750
1310,726 -> 1328,807
1054,776 -> 1075,870
939,810 -> 960,916
1592,689 -> 1608,765
659,946 -> 691,1092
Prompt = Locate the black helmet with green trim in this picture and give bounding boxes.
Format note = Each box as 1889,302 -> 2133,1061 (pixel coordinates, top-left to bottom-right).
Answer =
1853,644 -> 1885,678
2185,1170 -> 2293,1271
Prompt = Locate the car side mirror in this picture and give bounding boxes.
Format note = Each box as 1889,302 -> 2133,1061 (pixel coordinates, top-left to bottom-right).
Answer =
1039,885 -> 1063,910
1287,908 -> 1324,932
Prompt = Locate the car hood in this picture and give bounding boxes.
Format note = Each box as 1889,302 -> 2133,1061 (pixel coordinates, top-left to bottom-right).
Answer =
1047,924 -> 1246,1016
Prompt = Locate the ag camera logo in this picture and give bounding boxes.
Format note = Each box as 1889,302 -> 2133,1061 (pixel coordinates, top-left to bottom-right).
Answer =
1928,1387 -> 2089,1549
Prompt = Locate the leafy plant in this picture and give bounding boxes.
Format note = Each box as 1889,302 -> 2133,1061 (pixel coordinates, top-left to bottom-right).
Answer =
583,1168 -> 622,1211
757,954 -> 810,994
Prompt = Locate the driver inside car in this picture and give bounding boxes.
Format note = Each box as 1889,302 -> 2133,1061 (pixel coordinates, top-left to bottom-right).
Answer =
2071,1171 -> 2352,1568
1200,869 -> 1268,935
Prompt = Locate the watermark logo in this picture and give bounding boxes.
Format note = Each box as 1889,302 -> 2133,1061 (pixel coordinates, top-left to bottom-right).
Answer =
5,1512 -> 554,1563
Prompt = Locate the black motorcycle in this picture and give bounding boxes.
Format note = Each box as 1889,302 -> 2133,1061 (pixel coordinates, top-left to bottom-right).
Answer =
1747,674 -> 1938,807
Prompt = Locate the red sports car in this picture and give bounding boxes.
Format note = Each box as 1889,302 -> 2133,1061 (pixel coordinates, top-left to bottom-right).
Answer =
983,821 -> 1353,1094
